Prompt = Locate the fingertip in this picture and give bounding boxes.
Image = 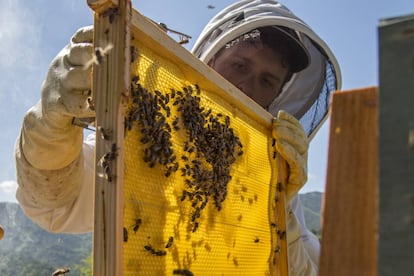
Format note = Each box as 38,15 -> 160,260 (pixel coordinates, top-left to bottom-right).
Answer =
72,25 -> 94,43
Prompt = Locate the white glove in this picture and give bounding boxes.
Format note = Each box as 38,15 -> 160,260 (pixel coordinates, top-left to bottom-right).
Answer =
22,26 -> 95,170
272,110 -> 308,200
15,26 -> 95,210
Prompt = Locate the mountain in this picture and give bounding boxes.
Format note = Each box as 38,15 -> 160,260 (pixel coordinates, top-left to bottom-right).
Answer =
299,191 -> 323,235
0,192 -> 322,275
0,202 -> 91,276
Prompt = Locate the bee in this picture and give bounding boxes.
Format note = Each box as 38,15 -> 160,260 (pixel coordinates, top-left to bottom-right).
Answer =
165,162 -> 178,177
144,245 -> 167,256
278,230 -> 286,240
123,227 -> 128,242
102,143 -> 118,162
132,218 -> 142,233
155,250 -> 167,256
131,75 -> 140,83
184,144 -> 195,154
173,269 -> 194,276
97,126 -> 113,140
172,117 -> 180,131
83,43 -> 114,69
97,143 -> 118,182
130,45 -> 139,63
237,214 -> 243,221
199,200 -> 207,210
101,166 -> 115,182
180,190 -> 189,201
274,246 -> 281,253
164,106 -> 171,117
194,84 -> 201,95
165,236 -> 174,248
102,7 -> 120,23
144,245 -> 154,253
87,96 -> 95,111
192,222 -> 199,232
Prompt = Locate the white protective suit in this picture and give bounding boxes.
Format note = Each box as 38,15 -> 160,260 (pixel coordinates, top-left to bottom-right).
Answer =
15,1 -> 341,275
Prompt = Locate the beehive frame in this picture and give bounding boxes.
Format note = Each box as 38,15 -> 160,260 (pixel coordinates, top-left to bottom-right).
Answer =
87,1 -> 289,275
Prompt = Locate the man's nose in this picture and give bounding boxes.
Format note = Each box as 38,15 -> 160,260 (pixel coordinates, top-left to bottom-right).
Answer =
236,76 -> 254,97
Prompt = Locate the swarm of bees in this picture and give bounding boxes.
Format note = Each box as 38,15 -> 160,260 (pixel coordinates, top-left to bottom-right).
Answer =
126,76 -> 179,175
126,76 -> 243,233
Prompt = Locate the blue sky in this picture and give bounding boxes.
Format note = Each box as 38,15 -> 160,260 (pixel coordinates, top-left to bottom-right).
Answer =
0,0 -> 412,202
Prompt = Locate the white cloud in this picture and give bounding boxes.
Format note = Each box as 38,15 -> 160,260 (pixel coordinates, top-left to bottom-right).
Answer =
0,180 -> 18,203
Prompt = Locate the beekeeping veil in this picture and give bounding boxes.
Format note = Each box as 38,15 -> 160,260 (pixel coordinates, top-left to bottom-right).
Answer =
191,0 -> 342,139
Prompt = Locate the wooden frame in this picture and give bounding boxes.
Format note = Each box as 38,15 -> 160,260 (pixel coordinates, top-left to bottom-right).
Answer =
88,1 -> 289,275
88,0 -> 131,275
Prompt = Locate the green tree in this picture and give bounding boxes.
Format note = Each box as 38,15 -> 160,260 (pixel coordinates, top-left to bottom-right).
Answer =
75,252 -> 92,276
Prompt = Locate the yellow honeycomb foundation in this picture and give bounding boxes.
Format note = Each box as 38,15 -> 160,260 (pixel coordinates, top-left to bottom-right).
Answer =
122,36 -> 279,276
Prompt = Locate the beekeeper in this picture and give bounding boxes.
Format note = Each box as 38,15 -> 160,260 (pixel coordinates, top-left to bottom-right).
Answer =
15,0 -> 341,275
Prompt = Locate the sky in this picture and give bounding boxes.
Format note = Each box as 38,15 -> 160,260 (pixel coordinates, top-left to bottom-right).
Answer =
0,0 -> 412,203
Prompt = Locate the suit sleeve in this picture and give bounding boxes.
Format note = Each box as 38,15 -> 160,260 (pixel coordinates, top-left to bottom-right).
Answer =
15,133 -> 95,234
287,195 -> 320,275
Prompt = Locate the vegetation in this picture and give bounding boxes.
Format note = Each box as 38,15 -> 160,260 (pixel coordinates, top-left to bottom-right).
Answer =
0,192 -> 321,275
0,202 -> 92,276
299,192 -> 323,237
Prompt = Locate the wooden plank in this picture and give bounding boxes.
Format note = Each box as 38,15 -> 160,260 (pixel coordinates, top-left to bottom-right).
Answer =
319,87 -> 378,276
88,0 -> 131,275
378,14 -> 414,276
274,155 -> 289,276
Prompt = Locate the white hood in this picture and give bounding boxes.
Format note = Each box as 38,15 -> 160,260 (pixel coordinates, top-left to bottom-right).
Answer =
191,0 -> 342,139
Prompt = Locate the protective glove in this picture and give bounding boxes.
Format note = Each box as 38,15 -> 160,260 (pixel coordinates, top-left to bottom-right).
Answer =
22,25 -> 95,170
272,110 -> 308,201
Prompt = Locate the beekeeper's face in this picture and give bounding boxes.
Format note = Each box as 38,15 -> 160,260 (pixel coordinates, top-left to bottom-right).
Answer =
208,40 -> 290,109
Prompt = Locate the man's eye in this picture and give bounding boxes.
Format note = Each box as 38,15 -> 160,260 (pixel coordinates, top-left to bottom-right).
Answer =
232,61 -> 247,72
262,77 -> 276,88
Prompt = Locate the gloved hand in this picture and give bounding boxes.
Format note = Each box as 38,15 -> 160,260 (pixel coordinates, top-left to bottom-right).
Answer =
42,25 -> 95,127
22,25 -> 95,170
272,110 -> 308,200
